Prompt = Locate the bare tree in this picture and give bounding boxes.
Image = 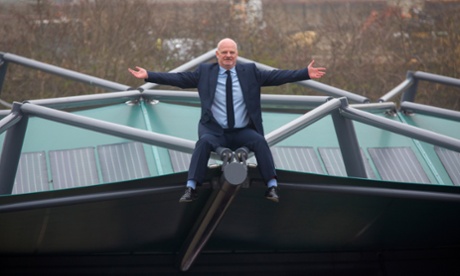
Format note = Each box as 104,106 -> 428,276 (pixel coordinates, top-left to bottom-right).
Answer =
1,0 -> 459,110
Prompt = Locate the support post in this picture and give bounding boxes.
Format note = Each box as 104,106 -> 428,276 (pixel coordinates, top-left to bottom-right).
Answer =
401,71 -> 418,104
0,103 -> 28,195
178,147 -> 248,271
331,98 -> 368,178
0,55 -> 8,95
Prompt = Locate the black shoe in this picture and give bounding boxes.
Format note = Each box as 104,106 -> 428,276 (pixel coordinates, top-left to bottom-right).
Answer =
179,187 -> 197,203
265,187 -> 279,203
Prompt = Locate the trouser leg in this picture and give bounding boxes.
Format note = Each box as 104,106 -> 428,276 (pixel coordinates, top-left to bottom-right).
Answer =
187,134 -> 223,184
231,128 -> 276,183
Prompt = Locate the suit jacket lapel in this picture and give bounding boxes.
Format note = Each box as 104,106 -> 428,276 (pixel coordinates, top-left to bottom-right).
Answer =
207,64 -> 219,104
236,65 -> 249,102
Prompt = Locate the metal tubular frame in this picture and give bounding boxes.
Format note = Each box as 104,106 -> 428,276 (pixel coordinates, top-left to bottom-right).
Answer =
331,99 -> 368,178
265,98 -> 342,146
0,109 -> 11,117
379,71 -> 460,116
27,90 -> 142,110
0,105 -> 23,134
400,101 -> 460,121
0,55 -> 8,95
341,105 -> 460,152
0,104 -> 28,194
1,51 -> 459,271
350,102 -> 396,112
401,71 -> 419,103
143,89 -> 332,110
19,103 -> 197,153
413,71 -> 460,87
1,53 -> 131,92
1,93 -> 457,195
379,77 -> 414,103
142,89 -> 201,104
0,51 -> 459,195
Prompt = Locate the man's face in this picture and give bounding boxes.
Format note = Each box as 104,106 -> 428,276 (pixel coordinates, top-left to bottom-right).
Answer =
216,40 -> 238,70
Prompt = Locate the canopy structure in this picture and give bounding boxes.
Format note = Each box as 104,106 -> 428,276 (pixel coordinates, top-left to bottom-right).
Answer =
0,50 -> 459,274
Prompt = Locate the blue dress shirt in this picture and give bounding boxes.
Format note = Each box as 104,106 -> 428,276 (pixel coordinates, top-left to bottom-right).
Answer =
212,67 -> 249,129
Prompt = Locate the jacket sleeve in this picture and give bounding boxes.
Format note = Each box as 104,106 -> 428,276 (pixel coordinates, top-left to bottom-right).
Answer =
145,68 -> 200,89
256,66 -> 310,87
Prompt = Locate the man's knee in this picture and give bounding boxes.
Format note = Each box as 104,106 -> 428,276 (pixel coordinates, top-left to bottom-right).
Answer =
196,134 -> 220,151
251,136 -> 270,149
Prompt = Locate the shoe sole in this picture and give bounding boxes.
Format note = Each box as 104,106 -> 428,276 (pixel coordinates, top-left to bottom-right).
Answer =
179,197 -> 197,203
265,196 -> 279,203
179,199 -> 193,203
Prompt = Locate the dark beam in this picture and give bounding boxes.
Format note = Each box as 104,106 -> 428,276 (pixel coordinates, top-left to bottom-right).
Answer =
0,103 -> 27,195
178,148 -> 248,271
0,54 -> 8,96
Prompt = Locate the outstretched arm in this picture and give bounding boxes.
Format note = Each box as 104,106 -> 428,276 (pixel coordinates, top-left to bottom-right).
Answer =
128,66 -> 148,79
128,65 -> 200,89
307,60 -> 326,79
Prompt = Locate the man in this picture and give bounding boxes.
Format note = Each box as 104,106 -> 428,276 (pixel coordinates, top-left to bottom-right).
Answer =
129,38 -> 326,203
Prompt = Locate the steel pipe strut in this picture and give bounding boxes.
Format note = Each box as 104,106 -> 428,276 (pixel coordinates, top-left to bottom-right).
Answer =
0,104 -> 28,194
20,102 -> 196,154
178,180 -> 241,271
3,53 -> 130,92
178,148 -> 249,271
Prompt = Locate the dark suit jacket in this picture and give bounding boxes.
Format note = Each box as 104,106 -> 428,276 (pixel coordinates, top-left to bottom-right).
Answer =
146,63 -> 310,136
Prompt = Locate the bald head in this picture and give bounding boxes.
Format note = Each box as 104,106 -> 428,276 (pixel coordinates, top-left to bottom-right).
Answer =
217,38 -> 238,50
216,38 -> 238,70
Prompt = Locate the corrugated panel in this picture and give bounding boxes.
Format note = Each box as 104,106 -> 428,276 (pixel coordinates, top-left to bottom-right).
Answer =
368,147 -> 430,183
13,151 -> 49,194
434,146 -> 460,185
49,147 -> 99,189
169,150 -> 192,172
98,142 -> 151,182
271,146 -> 324,174
169,150 -> 218,173
318,147 -> 376,178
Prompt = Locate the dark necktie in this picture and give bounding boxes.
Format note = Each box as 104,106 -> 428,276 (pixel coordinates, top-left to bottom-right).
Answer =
225,70 -> 235,129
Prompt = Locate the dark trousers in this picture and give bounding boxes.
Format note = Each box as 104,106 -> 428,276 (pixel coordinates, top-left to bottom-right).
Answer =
187,127 -> 276,184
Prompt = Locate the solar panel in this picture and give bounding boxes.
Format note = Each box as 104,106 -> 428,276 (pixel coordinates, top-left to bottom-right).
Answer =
318,147 -> 376,178
169,150 -> 218,173
271,146 -> 324,174
368,147 -> 431,183
169,150 -> 192,172
49,147 -> 99,189
13,151 -> 49,194
434,146 -> 460,185
98,142 -> 151,182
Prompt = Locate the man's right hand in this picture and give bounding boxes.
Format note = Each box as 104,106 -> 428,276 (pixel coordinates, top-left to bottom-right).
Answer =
128,66 -> 148,79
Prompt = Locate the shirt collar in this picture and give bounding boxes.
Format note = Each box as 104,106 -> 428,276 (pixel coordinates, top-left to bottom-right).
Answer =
219,66 -> 236,75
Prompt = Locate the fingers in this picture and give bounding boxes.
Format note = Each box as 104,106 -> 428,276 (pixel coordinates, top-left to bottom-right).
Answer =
312,69 -> 326,78
128,66 -> 144,72
128,68 -> 138,76
128,66 -> 146,79
306,60 -> 327,79
315,67 -> 327,73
